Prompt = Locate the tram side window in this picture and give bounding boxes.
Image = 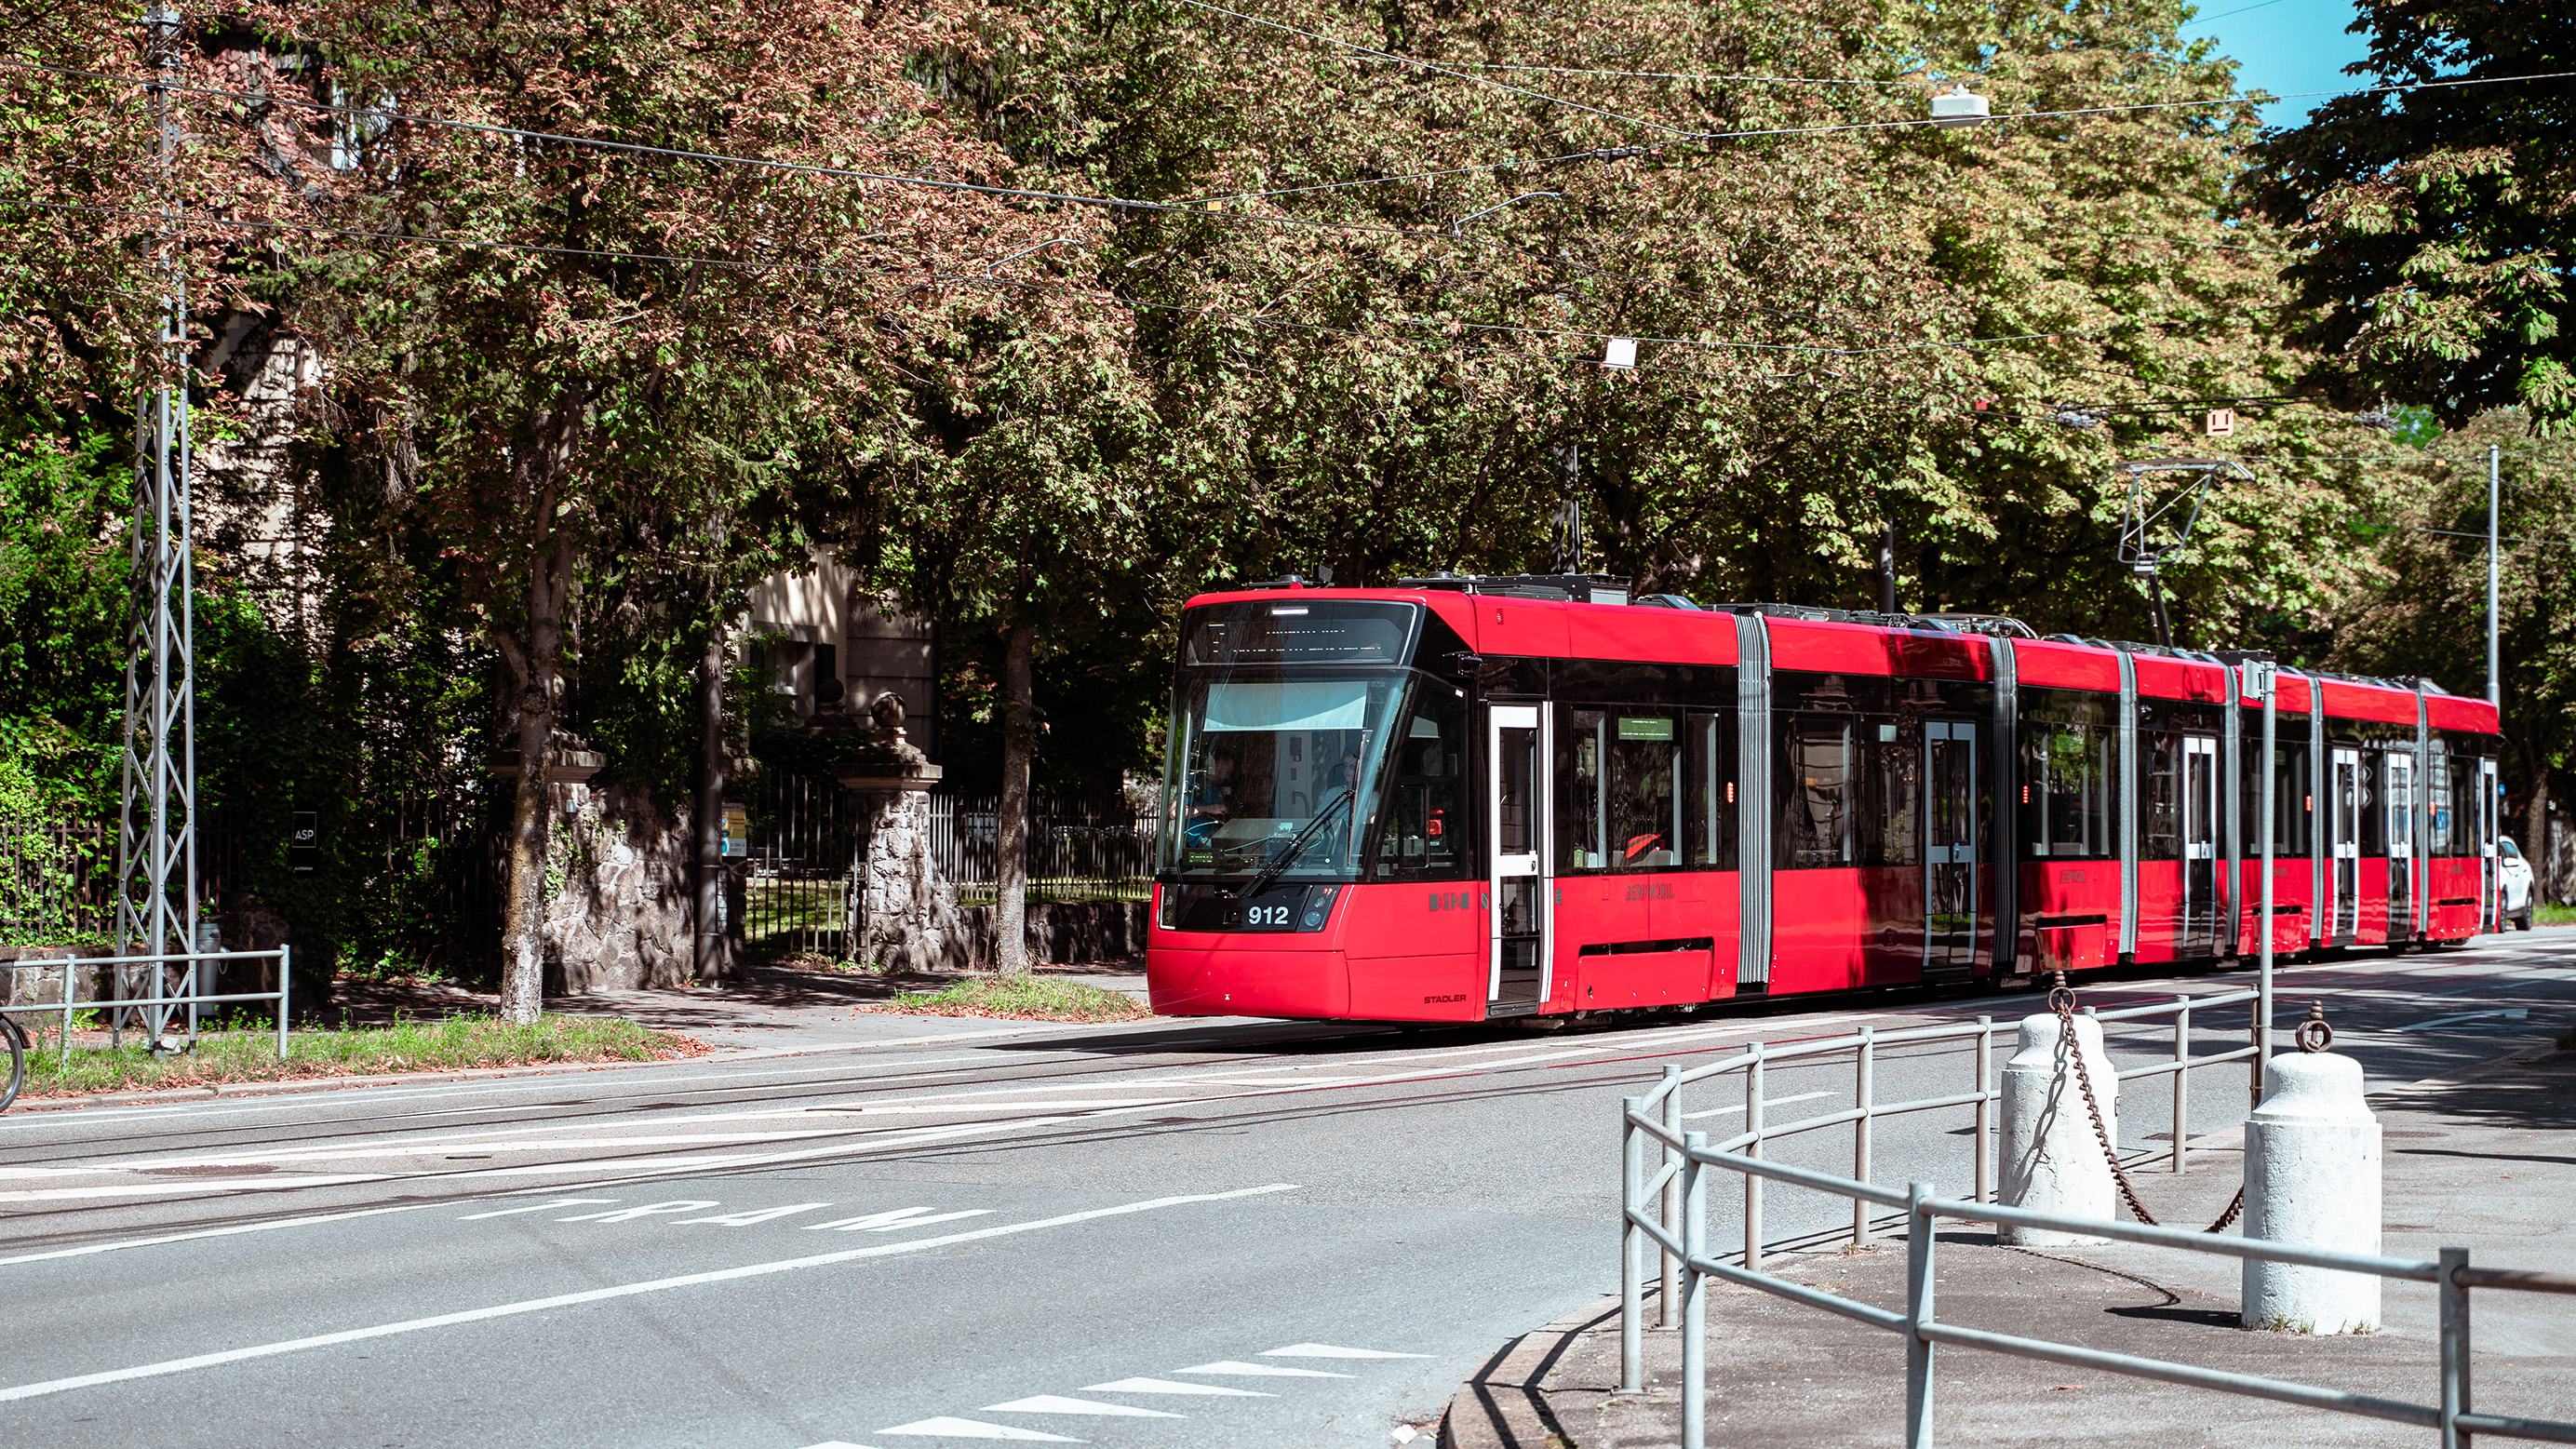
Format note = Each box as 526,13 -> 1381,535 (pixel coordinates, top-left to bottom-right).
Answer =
2244,745 -> 2313,856
1857,718 -> 1920,867
1683,710 -> 1738,869
2142,733 -> 2182,862
2359,752 -> 2386,856
2021,722 -> 2113,858
1555,707 -> 1685,871
1373,681 -> 1469,880
1778,715 -> 1852,868
2428,749 -> 2485,855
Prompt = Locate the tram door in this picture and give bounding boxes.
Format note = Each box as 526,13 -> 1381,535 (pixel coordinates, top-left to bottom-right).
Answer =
1924,721 -> 1978,977
1488,705 -> 1550,1012
2330,746 -> 2362,939
2386,752 -> 2415,937
2181,735 -> 2220,954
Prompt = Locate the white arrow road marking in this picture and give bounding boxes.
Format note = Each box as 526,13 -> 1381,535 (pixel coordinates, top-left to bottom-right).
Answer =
0,1185 -> 1296,1405
1260,1344 -> 1429,1359
982,1396 -> 1183,1417
1173,1361 -> 1350,1378
878,1417 -> 1082,1441
1080,1378 -> 1272,1397
672,1202 -> 837,1228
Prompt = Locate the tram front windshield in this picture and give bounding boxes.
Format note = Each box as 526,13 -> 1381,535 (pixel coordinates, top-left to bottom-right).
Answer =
1156,600 -> 1422,884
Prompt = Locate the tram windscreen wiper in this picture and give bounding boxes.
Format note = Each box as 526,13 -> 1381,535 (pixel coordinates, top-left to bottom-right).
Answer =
1239,789 -> 1353,901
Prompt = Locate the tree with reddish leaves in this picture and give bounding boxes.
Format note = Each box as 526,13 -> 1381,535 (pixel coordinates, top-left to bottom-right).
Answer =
2,0 -> 1073,1015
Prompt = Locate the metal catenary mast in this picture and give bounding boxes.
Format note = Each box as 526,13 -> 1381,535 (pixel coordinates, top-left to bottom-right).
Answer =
114,3 -> 201,1047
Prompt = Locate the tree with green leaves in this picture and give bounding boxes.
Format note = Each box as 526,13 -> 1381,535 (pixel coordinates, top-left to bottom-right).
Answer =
2248,0 -> 2574,431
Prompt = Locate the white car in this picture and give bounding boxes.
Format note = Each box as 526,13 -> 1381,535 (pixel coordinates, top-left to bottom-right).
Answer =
2499,837 -> 2535,931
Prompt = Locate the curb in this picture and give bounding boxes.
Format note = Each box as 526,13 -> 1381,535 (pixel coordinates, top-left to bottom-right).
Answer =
1441,1295 -> 1621,1449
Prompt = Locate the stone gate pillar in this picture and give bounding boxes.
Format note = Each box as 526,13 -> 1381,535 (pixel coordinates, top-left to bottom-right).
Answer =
837,692 -> 962,973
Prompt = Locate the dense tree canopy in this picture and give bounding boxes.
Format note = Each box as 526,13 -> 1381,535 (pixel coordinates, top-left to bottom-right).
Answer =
2,0 -> 2568,970
2248,0 -> 2574,430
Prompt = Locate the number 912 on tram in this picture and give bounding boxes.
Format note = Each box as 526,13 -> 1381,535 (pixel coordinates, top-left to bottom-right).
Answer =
1144,575 -> 2506,1024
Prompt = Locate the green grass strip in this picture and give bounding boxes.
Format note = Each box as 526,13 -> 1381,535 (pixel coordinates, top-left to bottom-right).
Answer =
16,1013 -> 691,1099
881,975 -> 1150,1023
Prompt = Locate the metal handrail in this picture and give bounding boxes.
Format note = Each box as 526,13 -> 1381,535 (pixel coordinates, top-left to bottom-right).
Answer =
1,946 -> 292,1068
1622,987 -> 2290,1414
1624,1057 -> 2576,1448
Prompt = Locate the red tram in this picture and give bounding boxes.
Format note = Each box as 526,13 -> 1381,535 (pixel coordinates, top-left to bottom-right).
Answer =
1144,577 -> 2506,1022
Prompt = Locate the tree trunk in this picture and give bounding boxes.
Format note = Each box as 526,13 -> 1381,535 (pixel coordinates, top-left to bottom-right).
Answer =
995,622 -> 1036,974
496,541 -> 573,1025
696,617 -> 732,982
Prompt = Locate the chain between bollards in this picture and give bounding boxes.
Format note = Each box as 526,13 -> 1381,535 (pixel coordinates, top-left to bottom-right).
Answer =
2050,970 -> 2245,1235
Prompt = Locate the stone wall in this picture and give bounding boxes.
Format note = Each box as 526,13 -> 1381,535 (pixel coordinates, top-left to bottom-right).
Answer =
0,945 -> 89,1016
953,901 -> 1150,968
847,789 -> 971,973
541,781 -> 697,992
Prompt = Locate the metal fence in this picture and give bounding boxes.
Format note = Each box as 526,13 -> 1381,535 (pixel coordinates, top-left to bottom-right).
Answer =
739,773 -> 1157,958
1617,993 -> 2576,1448
2,946 -> 292,1070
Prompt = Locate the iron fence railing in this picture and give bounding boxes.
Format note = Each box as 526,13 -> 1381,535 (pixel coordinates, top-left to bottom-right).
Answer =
1617,993 -> 2576,1448
738,773 -> 1157,957
1,946 -> 293,1109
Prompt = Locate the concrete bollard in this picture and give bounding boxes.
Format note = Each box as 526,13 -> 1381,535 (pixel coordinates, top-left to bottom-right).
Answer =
2242,1052 -> 2381,1333
1999,1013 -> 2119,1245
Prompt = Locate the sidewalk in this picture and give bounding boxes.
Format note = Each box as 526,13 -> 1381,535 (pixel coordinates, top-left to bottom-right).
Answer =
1448,1048 -> 2576,1448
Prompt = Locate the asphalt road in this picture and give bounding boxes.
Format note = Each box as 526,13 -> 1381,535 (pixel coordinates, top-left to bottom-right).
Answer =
4,933 -> 2571,1449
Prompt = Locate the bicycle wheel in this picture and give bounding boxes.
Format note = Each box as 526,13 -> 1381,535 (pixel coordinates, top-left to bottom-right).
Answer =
0,1017 -> 24,1114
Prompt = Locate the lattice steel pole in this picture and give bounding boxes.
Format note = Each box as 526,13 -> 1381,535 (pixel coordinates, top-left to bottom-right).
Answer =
114,2 -> 199,1049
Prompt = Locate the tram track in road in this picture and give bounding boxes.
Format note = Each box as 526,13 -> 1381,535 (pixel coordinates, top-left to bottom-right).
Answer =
1,937 -> 2569,1449
6,939 -> 2564,1254
0,1013 -> 1911,1209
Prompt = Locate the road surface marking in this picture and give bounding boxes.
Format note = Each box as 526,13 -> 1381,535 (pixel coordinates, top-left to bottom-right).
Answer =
983,1396 -> 1183,1417
1080,1377 -> 1272,1397
557,1200 -> 718,1223
806,1207 -> 996,1232
0,1184 -> 1297,1405
1259,1343 -> 1429,1359
1174,1360 -> 1349,1377
0,1172 -> 399,1204
2396,1009 -> 2529,1032
1681,1091 -> 1831,1121
458,1198 -> 618,1220
0,1200 -> 446,1270
879,1418 -> 1081,1441
673,1202 -> 836,1228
